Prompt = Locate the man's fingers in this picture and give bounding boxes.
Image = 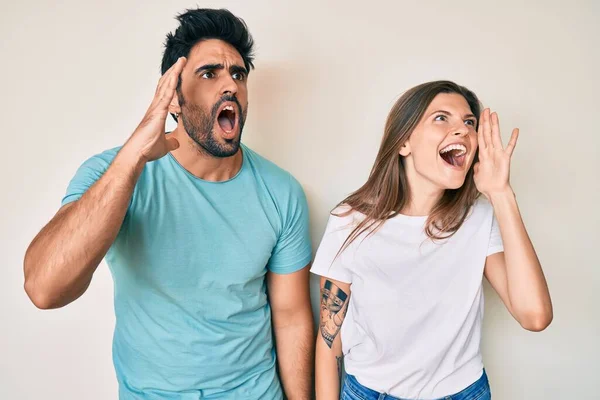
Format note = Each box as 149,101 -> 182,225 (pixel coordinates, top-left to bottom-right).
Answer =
153,57 -> 187,108
155,57 -> 186,94
155,68 -> 179,110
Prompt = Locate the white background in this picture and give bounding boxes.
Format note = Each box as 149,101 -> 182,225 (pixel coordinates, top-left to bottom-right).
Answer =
1,0 -> 598,398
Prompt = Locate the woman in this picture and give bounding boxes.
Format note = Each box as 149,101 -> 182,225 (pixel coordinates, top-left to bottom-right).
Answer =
311,81 -> 553,400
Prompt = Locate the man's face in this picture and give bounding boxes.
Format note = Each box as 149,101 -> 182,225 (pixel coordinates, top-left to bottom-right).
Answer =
176,39 -> 249,158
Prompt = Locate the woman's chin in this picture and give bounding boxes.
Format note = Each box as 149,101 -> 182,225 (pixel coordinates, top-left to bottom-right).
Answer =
439,175 -> 468,190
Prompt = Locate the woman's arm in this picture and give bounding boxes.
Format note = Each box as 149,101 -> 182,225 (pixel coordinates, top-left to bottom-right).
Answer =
484,193 -> 553,331
315,277 -> 351,399
475,109 -> 552,331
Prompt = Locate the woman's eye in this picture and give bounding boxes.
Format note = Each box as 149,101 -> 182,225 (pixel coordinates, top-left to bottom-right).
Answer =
434,115 -> 447,122
465,119 -> 476,126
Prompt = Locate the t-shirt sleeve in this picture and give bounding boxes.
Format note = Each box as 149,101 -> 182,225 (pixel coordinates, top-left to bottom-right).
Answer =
487,212 -> 504,256
266,175 -> 313,274
310,213 -> 353,284
61,148 -> 120,207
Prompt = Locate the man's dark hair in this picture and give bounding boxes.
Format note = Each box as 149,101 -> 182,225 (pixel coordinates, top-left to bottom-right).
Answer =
161,8 -> 255,75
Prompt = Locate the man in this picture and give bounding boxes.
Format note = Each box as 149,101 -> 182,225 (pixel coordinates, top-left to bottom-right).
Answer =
23,8 -> 314,399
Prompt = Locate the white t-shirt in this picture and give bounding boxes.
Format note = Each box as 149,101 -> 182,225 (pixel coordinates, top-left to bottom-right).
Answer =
311,198 -> 503,399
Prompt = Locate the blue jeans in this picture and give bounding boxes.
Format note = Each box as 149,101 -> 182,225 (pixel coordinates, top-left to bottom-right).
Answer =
341,370 -> 491,400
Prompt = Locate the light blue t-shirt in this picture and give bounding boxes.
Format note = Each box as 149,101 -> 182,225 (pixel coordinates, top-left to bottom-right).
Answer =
62,144 -> 312,399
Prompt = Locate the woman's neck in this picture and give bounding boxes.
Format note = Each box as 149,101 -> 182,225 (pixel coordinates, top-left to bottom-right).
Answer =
402,172 -> 444,217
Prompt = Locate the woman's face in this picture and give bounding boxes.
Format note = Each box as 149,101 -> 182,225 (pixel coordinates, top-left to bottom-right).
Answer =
400,93 -> 479,191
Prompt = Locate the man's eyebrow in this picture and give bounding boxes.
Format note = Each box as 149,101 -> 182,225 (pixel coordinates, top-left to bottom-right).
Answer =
230,65 -> 248,75
194,63 -> 224,74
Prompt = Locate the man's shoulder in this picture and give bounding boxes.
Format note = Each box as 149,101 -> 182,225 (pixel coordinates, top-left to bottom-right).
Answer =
78,146 -> 122,169
98,146 -> 122,158
243,144 -> 302,192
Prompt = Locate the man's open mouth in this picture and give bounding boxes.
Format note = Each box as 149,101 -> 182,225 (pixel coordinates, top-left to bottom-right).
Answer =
217,105 -> 236,133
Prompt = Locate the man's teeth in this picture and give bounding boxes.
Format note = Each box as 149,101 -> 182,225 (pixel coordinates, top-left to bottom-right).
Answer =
223,105 -> 234,111
440,144 -> 466,156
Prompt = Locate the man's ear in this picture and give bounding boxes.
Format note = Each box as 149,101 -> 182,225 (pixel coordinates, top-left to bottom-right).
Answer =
168,94 -> 181,117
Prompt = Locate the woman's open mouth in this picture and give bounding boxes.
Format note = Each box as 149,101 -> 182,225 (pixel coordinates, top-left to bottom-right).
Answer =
439,143 -> 467,168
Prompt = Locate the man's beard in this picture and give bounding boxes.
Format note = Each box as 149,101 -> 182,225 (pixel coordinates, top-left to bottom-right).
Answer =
178,92 -> 247,158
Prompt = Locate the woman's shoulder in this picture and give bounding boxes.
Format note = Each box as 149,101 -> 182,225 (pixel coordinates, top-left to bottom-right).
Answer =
328,204 -> 365,231
464,196 -> 495,226
472,196 -> 494,213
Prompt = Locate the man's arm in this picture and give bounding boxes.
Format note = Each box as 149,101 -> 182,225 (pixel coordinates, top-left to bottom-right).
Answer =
267,265 -> 314,400
24,149 -> 146,309
23,57 -> 186,309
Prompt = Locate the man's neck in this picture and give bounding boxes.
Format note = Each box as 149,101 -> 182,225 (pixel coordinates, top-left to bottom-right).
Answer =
169,128 -> 243,182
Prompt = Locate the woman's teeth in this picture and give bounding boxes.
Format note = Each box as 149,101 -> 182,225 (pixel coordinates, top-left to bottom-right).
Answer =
440,143 -> 466,156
